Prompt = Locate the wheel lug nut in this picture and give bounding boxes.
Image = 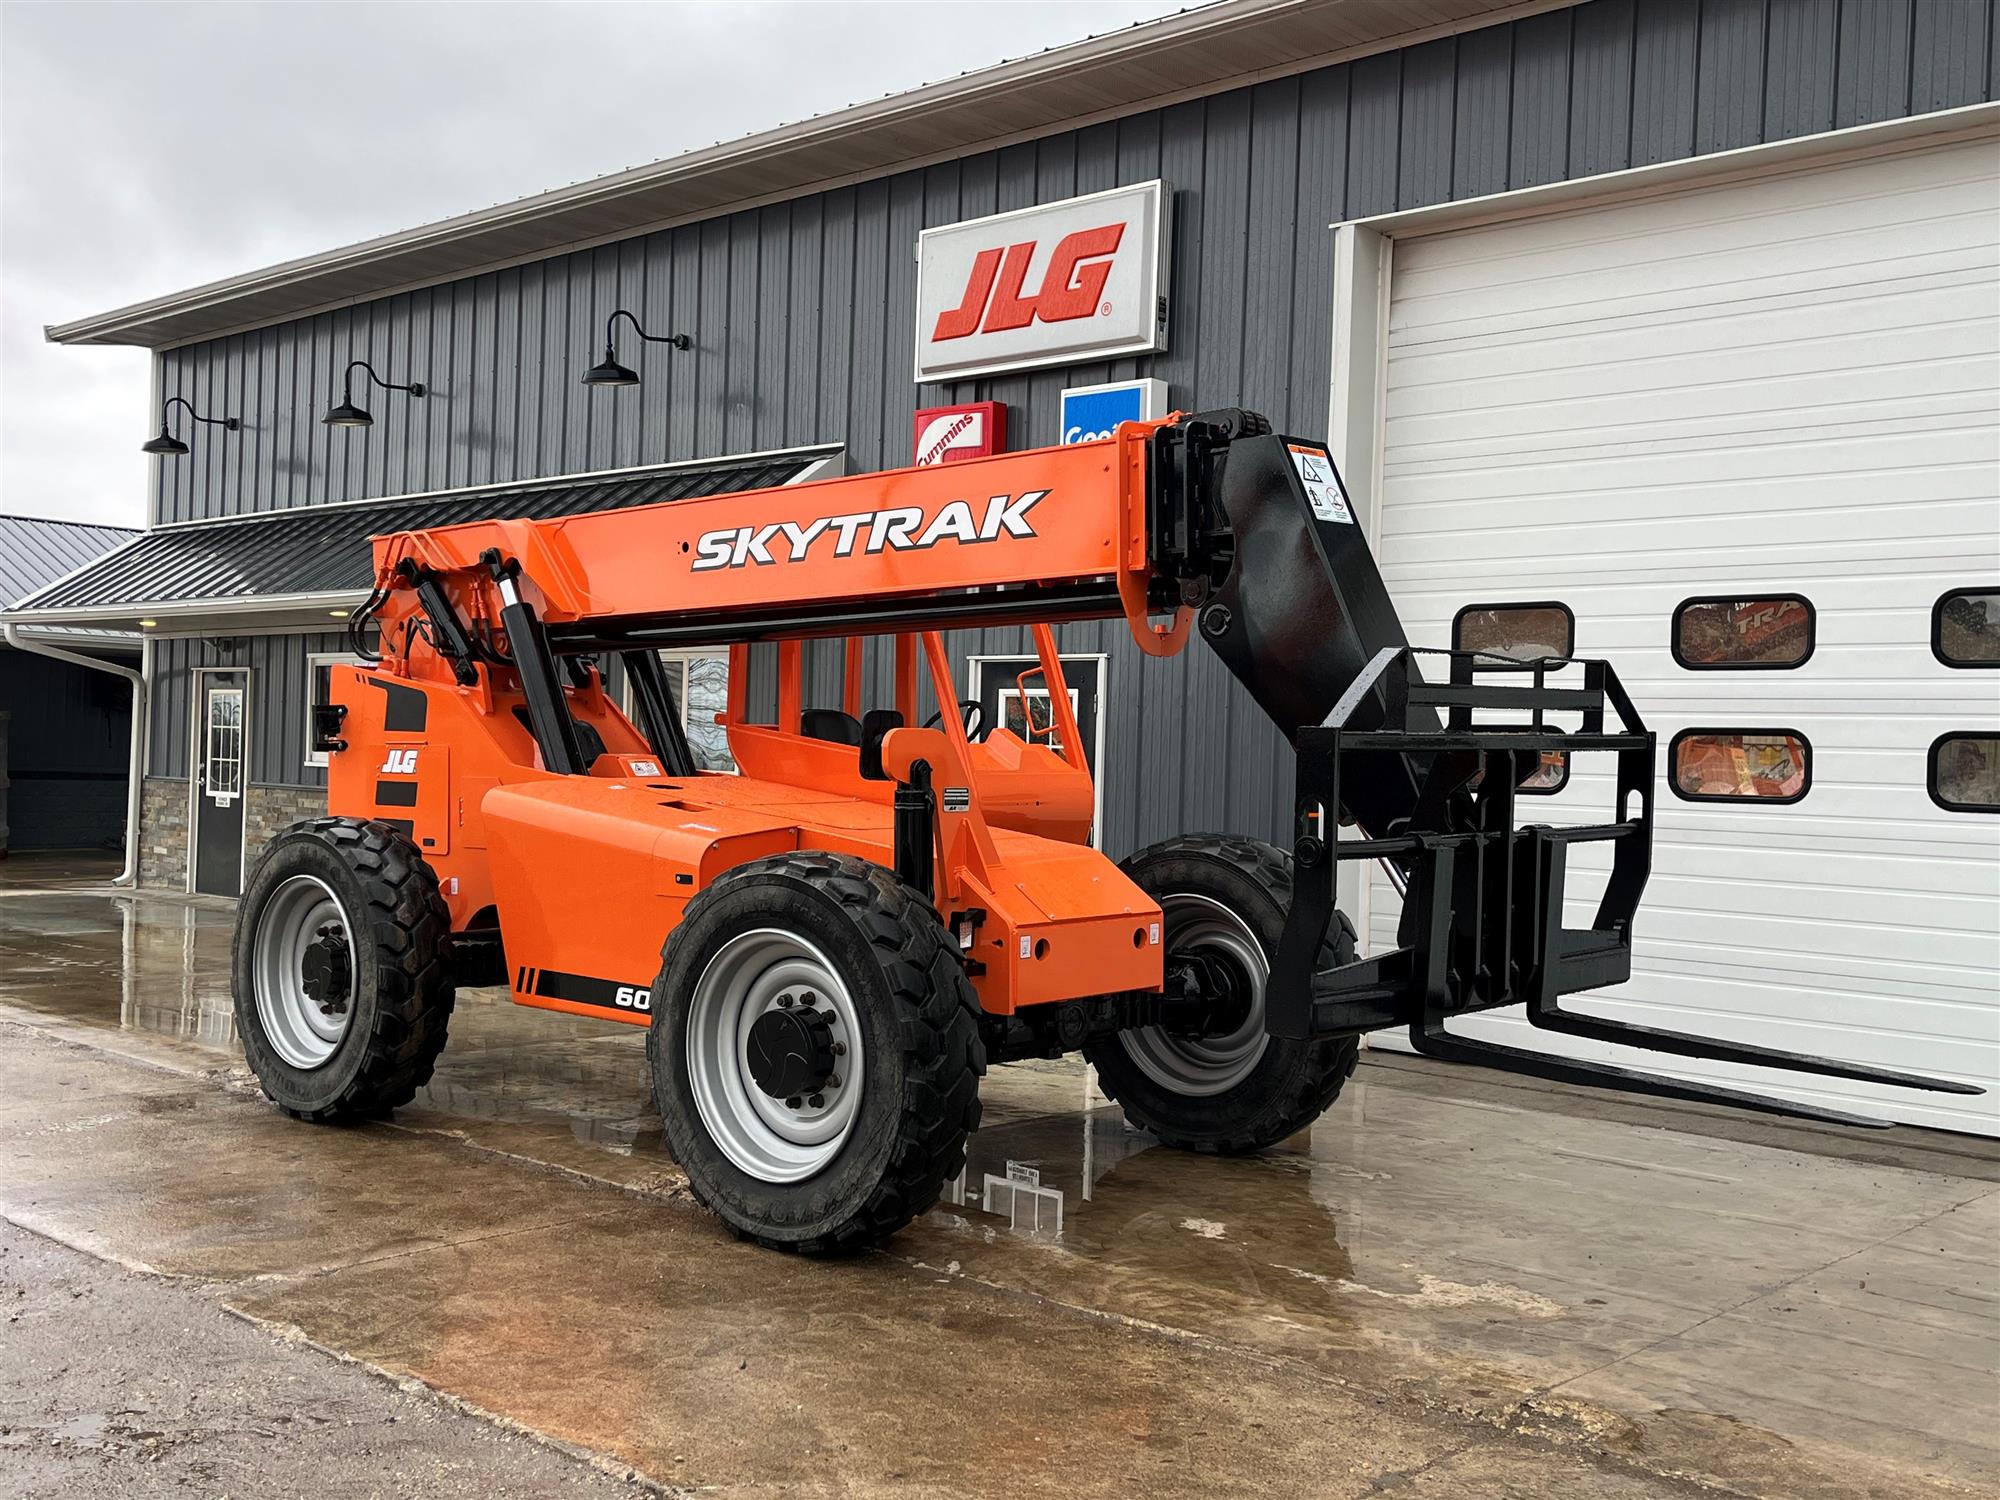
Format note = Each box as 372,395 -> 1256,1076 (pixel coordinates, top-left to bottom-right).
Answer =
808,1094 -> 825,1109
832,1042 -> 846,1056
826,1075 -> 840,1088
786,1096 -> 802,1109
799,993 -> 817,1008
777,995 -> 794,1009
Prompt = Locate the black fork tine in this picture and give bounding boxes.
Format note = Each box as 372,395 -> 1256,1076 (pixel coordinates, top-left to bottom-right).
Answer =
1408,1020 -> 1896,1128
1524,997 -> 1983,1096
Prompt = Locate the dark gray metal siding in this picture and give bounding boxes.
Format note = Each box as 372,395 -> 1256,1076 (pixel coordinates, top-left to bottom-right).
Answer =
151,632 -> 351,789
0,516 -> 139,609
144,0 -> 1996,850
0,650 -> 132,850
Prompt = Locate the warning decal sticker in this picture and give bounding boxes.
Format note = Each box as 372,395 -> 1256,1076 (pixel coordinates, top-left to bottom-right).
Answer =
1287,443 -> 1354,525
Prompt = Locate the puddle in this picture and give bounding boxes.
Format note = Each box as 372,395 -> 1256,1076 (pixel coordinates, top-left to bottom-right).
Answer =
0,894 -> 668,1169
0,894 -> 1419,1322
0,892 -> 1372,1311
0,895 -> 239,1049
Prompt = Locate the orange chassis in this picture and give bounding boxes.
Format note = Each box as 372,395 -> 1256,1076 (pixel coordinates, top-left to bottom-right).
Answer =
327,421 -> 1193,1030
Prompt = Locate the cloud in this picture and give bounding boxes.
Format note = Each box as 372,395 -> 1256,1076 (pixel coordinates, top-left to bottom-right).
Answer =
1,0 -> 1184,526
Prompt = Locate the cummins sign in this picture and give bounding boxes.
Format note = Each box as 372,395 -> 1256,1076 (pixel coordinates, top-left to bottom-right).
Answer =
914,180 -> 1170,383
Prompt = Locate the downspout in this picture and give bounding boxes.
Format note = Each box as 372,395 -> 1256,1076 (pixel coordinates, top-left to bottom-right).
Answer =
2,622 -> 146,887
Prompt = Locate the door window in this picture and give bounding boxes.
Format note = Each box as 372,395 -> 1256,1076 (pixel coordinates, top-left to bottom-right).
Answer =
1669,728 -> 1811,804
1673,595 -> 1815,668
1933,589 -> 2000,667
1452,602 -> 1574,665
658,652 -> 735,772
998,682 -> 1079,751
204,687 -> 244,803
970,654 -> 1105,845
1929,734 -> 2000,812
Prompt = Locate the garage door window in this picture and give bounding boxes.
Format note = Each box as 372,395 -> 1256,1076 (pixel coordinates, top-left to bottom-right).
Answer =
1669,728 -> 1811,804
1929,734 -> 2000,812
1452,602 -> 1574,665
1932,589 -> 2000,667
1672,596 -> 1814,669
1466,737 -> 1569,796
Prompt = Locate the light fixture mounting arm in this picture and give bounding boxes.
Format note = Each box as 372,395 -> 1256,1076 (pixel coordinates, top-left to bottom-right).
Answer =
343,359 -> 427,403
605,309 -> 691,352
164,395 -> 240,431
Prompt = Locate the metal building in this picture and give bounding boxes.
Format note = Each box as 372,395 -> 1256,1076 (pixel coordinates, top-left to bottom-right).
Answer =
6,0 -> 1996,1128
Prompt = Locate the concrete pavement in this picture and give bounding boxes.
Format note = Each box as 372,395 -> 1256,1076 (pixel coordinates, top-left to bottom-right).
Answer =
1,853 -> 1995,1497
0,1219 -> 654,1498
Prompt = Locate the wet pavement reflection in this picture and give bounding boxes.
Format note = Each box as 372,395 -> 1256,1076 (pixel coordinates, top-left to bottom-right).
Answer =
3,874 -> 1997,1497
0,885 -> 1353,1288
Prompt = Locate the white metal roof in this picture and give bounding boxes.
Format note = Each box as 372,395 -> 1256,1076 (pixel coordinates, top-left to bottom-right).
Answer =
44,0 -> 1559,351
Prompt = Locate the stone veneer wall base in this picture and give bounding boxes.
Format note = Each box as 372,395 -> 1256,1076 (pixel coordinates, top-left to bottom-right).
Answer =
139,778 -> 327,893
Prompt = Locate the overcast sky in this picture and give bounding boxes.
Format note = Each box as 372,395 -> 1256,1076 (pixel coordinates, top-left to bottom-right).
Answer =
0,1 -> 1185,529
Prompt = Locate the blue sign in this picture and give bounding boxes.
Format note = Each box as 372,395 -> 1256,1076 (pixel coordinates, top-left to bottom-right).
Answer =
1059,379 -> 1167,445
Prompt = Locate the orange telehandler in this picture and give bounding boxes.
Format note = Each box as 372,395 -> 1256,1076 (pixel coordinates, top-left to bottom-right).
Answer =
231,410 -> 1976,1251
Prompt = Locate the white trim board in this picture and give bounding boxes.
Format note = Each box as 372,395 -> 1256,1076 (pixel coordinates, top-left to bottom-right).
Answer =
1339,101 -> 2000,240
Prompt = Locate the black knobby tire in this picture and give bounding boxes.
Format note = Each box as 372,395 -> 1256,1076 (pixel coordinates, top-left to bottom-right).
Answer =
231,817 -> 456,1121
647,853 -> 984,1255
1083,835 -> 1358,1155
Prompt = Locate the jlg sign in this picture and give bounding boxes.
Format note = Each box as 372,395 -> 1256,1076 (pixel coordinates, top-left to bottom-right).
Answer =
914,180 -> 1170,383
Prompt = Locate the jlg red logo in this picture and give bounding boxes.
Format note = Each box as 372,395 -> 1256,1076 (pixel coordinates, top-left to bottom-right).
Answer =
932,224 -> 1125,341
914,181 -> 1166,383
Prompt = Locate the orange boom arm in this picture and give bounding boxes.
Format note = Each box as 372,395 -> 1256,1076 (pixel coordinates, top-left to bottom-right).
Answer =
367,419 -> 1191,660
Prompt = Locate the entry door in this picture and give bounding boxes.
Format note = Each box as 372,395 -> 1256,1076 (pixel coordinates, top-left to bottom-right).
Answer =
192,674 -> 247,897
970,654 -> 1104,845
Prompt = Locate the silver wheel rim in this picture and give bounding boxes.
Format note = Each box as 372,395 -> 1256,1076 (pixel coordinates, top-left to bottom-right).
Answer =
685,929 -> 865,1184
1119,892 -> 1270,1096
252,873 -> 356,1070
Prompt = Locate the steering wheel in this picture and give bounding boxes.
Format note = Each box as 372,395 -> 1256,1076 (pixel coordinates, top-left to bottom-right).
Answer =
923,699 -> 987,742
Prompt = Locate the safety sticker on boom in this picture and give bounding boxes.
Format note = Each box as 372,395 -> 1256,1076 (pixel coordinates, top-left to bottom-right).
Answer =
1287,444 -> 1353,526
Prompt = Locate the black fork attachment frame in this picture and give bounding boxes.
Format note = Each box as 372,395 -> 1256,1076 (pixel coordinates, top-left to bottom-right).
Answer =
1266,646 -> 1981,1128
1153,416 -> 1978,1129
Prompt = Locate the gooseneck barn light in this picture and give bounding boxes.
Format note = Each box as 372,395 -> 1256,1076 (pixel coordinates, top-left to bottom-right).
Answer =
324,360 -> 426,429
582,309 -> 691,388
141,396 -> 240,457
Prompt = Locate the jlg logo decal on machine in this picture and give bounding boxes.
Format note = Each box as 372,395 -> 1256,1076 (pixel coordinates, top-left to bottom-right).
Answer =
379,748 -> 419,774
691,491 -> 1047,572
914,181 -> 1170,383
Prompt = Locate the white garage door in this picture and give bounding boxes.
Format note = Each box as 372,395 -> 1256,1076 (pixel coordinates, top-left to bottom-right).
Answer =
1372,133 -> 2000,1133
